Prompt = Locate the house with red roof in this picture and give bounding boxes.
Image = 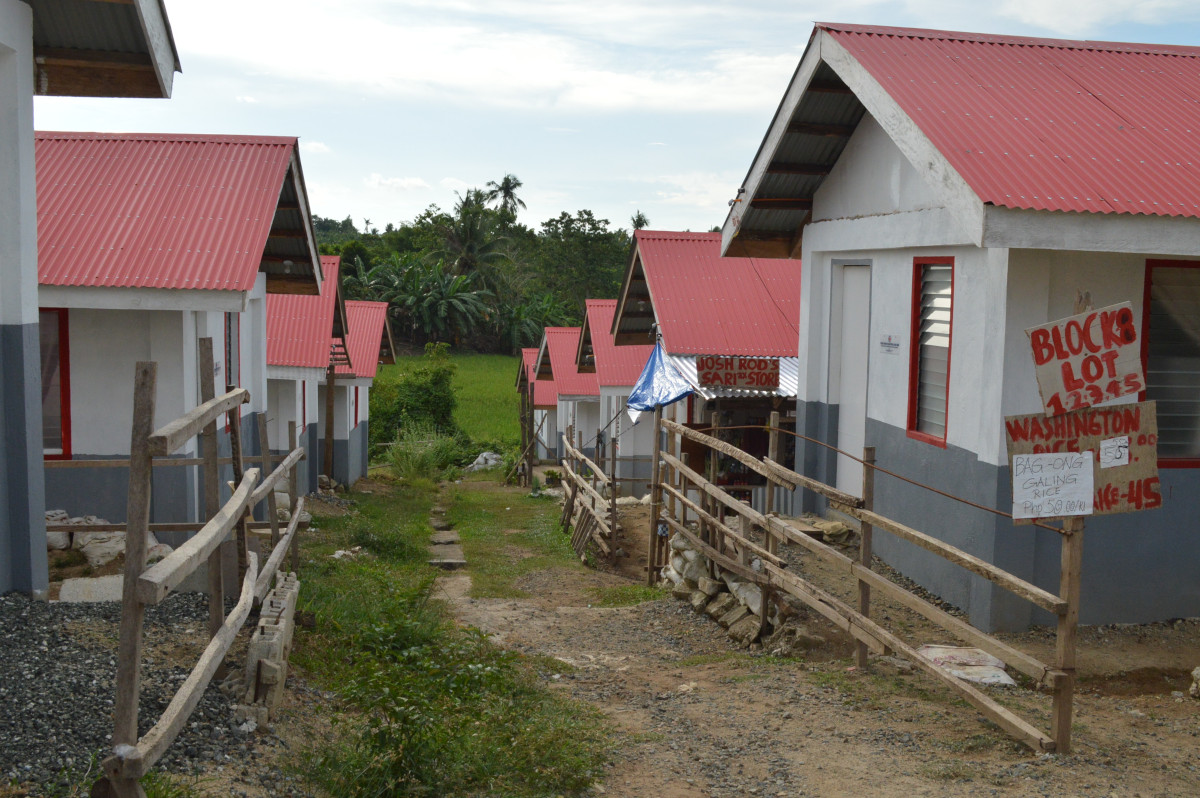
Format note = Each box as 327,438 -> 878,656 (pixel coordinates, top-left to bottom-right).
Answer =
267,256 -> 348,495
37,131 -> 322,528
723,23 -> 1200,630
320,300 -> 395,486
576,299 -> 655,495
534,327 -> 599,459
519,343 -> 558,461
2,0 -> 180,597
611,230 -> 802,509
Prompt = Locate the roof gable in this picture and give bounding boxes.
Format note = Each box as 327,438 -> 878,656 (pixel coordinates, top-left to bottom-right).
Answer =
614,231 -> 800,357
36,132 -> 322,294
724,23 -> 1200,258
540,327 -> 599,397
337,301 -> 393,380
267,256 -> 343,369
578,299 -> 654,387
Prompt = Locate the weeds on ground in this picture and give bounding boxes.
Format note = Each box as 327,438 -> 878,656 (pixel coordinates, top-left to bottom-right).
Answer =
383,422 -> 471,482
445,481 -> 582,598
588,584 -> 668,607
25,757 -> 205,798
296,479 -> 611,797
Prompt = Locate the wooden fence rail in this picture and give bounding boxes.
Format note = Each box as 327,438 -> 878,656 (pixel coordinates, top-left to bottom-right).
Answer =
97,339 -> 307,797
560,427 -> 619,560
646,415 -> 1079,754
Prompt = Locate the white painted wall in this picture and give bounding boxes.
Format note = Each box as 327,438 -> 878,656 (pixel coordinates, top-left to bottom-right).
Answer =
534,408 -> 556,460
265,366 -> 323,448
241,276 -> 268,415
813,113 -> 941,223
67,308 -> 191,455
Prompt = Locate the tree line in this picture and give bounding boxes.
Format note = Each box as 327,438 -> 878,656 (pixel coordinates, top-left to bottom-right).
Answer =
315,175 -> 652,353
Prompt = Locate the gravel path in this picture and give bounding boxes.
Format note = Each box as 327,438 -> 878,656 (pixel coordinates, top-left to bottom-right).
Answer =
0,593 -> 297,796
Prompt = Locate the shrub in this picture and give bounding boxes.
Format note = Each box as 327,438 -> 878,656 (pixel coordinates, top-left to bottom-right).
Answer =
370,343 -> 458,451
385,422 -> 470,481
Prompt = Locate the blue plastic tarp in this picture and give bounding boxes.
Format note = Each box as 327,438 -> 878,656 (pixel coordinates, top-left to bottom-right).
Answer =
626,342 -> 693,420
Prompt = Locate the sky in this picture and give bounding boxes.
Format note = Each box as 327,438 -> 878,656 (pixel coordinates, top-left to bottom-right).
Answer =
33,0 -> 1200,234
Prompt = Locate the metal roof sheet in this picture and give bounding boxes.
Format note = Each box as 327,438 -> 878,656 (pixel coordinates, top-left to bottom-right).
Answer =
666,354 -> 799,400
584,300 -> 654,387
36,131 -> 299,291
636,231 -> 801,356
518,347 -> 538,389
542,327 -> 599,398
337,301 -> 390,380
822,23 -> 1200,218
267,257 -> 341,369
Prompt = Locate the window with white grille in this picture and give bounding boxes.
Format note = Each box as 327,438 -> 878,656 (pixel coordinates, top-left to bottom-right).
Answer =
908,260 -> 953,443
1144,261 -> 1200,461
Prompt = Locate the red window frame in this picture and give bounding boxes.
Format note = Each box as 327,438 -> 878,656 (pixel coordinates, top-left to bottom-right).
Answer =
353,386 -> 360,429
1141,259 -> 1200,468
906,257 -> 954,448
41,308 -> 72,460
301,380 -> 307,433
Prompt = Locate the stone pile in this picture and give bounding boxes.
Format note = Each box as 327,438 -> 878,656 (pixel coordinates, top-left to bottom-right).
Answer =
44,509 -> 173,567
659,531 -> 785,648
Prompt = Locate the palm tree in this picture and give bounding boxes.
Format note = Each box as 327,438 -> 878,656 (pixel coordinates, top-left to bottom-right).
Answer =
437,191 -> 509,283
389,260 -> 492,344
631,210 -> 649,230
484,173 -> 526,218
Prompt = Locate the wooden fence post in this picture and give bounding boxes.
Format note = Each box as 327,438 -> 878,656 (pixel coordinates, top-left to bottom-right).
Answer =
323,364 -> 336,482
227,389 -> 249,586
766,411 -> 780,527
112,362 -> 157,764
647,405 -> 663,586
707,411 -> 720,560
288,421 -> 301,573
680,452 -> 690,528
197,340 -> 224,653
856,446 -> 876,669
256,415 -> 281,549
1053,516 -> 1083,753
519,392 -> 529,487
609,430 -> 619,558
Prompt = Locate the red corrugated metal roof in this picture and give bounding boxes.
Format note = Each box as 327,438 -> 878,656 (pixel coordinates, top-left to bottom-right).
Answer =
821,23 -> 1200,218
585,300 -> 654,387
267,256 -> 340,369
36,131 -> 297,290
542,327 -> 599,397
519,347 -> 538,388
637,231 -> 800,356
532,378 -> 557,409
337,301 -> 390,380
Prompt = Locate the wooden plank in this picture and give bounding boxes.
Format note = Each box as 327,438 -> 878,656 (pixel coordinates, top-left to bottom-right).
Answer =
763,563 -> 886,654
249,446 -> 305,507
135,469 -> 260,605
255,505 -> 303,601
660,484 -> 784,567
146,388 -> 249,456
288,422 -> 301,573
109,552 -> 259,780
562,463 -> 607,514
562,438 -> 611,486
662,418 -> 794,491
43,454 -> 287,469
841,505 -> 1067,615
761,456 -> 863,508
647,406 -> 663,585
112,362 -> 157,749
48,521 -> 293,533
323,365 -> 336,479
857,447 -> 876,668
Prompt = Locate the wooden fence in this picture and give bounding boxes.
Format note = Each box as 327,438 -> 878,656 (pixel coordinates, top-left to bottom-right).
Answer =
560,428 -> 619,560
94,341 -> 307,797
644,409 -> 1082,755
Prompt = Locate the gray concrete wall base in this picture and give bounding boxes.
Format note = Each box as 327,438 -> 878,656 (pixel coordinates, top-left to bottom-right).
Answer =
1,323 -> 48,596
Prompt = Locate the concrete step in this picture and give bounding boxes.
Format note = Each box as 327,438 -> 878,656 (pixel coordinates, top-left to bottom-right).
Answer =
430,530 -> 460,545
428,543 -> 466,569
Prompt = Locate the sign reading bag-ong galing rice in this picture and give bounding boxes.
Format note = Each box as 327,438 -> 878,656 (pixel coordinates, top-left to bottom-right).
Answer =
696,356 -> 780,389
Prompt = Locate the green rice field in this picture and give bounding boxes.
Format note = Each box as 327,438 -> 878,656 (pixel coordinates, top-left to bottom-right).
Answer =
376,351 -> 521,445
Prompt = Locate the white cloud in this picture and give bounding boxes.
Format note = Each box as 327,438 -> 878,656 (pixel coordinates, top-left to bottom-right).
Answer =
995,0 -> 1195,35
648,172 -> 742,211
301,140 -> 330,154
235,96 -> 257,103
365,173 -> 430,191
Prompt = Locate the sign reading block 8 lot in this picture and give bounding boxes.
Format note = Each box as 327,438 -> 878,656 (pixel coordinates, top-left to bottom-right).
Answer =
696,356 -> 780,389
1005,401 -> 1160,517
1025,302 -> 1144,417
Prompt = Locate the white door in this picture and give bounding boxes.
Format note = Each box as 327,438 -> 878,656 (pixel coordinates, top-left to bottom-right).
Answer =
833,264 -> 871,496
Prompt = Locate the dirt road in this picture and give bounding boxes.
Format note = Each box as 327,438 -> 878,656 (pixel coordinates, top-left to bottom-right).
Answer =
441,502 -> 1200,798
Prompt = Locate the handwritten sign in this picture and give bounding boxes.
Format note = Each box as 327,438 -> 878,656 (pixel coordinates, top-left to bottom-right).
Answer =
696,356 -> 780,390
1026,302 -> 1144,416
1012,451 -> 1094,519
1099,436 -> 1130,468
1005,401 -> 1160,516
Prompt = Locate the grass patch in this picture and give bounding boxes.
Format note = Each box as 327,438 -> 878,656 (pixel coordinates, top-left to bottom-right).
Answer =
918,760 -> 979,781
444,480 -> 583,598
588,584 -> 668,607
294,478 -> 612,797
377,352 -> 520,446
